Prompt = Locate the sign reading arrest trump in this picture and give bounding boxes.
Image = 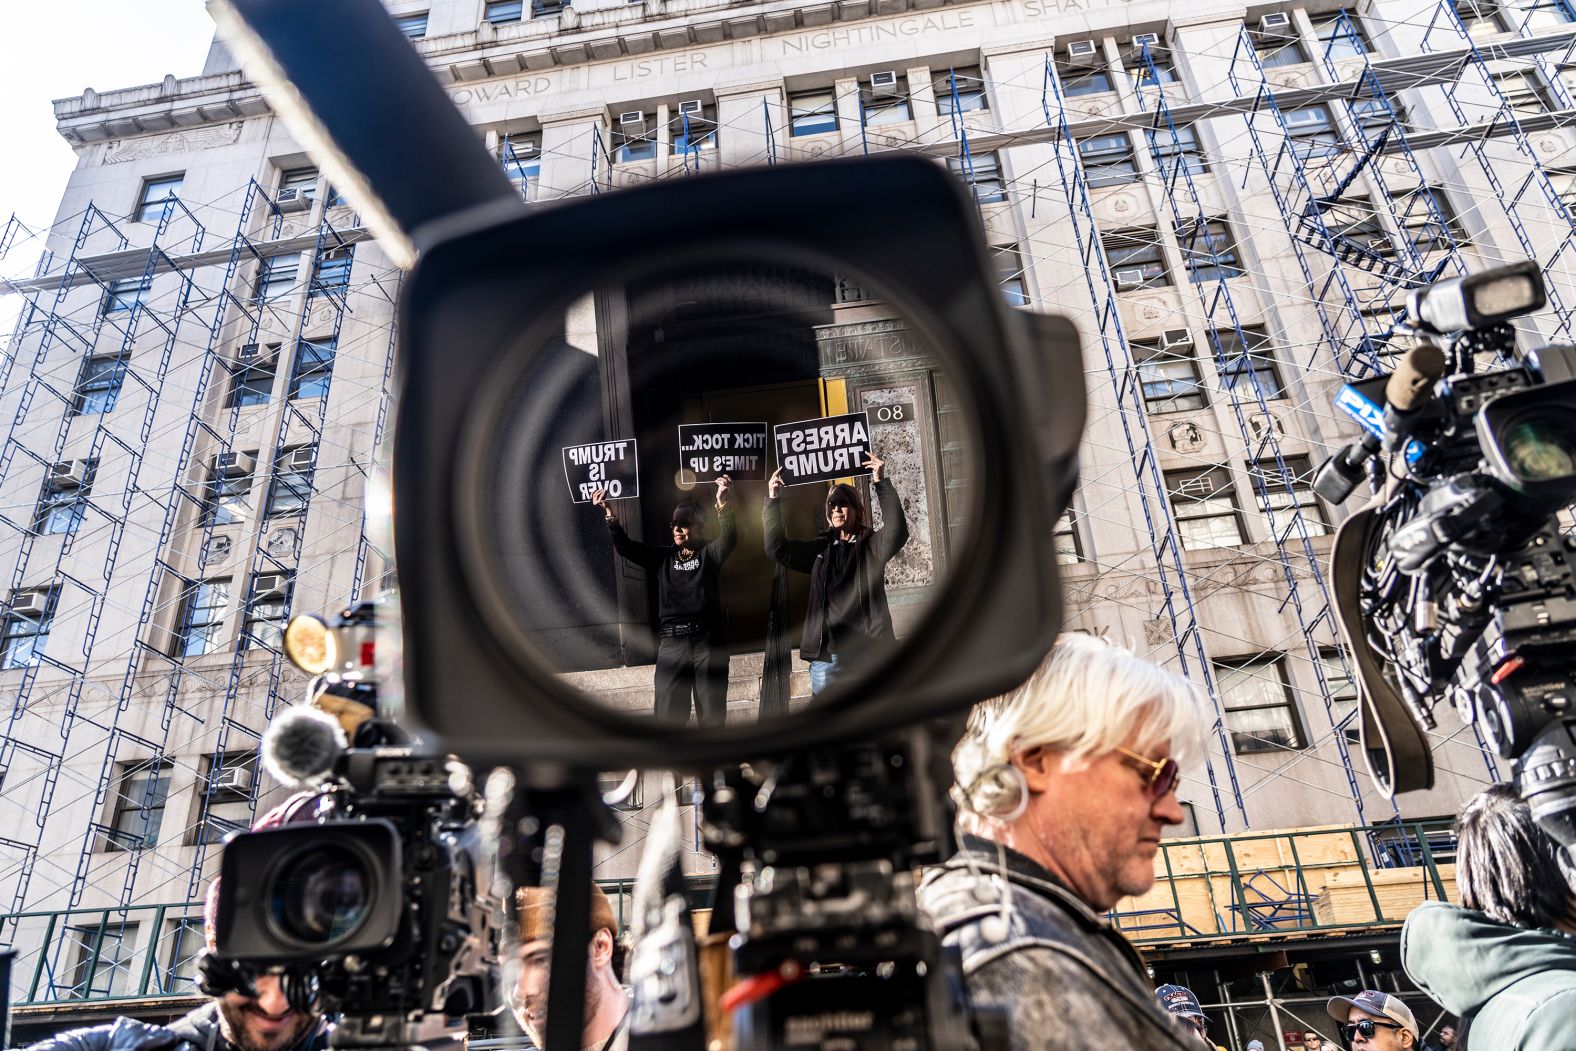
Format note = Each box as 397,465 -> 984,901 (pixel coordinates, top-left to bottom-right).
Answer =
773,412 -> 873,486
677,423 -> 769,481
563,439 -> 641,503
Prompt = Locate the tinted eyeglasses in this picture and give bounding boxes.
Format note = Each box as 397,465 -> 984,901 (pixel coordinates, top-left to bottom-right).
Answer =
671,519 -> 697,529
1114,747 -> 1180,798
1340,1020 -> 1403,1041
826,498 -> 853,509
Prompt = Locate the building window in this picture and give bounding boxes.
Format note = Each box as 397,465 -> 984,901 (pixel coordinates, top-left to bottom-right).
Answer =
394,11 -> 428,37
1255,34 -> 1309,68
254,255 -> 299,303
136,174 -> 184,223
1215,654 -> 1306,753
1052,511 -> 1083,564
1178,218 -> 1243,282
1078,133 -> 1139,187
266,447 -> 315,518
500,134 -> 541,199
101,276 -> 150,316
1134,338 -> 1207,413
992,244 -> 1029,306
1102,228 -> 1170,290
1492,67 -> 1555,119
159,918 -> 205,996
1165,466 -> 1246,549
1521,0 -> 1576,29
279,165 -> 318,199
1455,0 -> 1508,36
1128,51 -> 1179,90
74,353 -> 129,416
67,922 -> 139,999
788,90 -> 838,137
1058,61 -> 1114,98
205,453 -> 255,526
106,760 -> 171,851
1212,326 -> 1287,400
934,66 -> 989,114
1548,168 -> 1576,208
948,152 -> 1007,204
671,102 -> 719,154
611,112 -> 657,163
1348,98 -> 1399,144
1,589 -> 56,669
35,461 -> 95,536
1393,186 -> 1467,255
289,337 -> 335,401
190,751 -> 258,846
242,573 -> 293,651
1248,456 -> 1330,537
1313,11 -> 1373,59
1285,105 -> 1342,158
227,350 -> 277,409
485,0 -> 523,23
172,578 -> 230,658
1320,647 -> 1362,744
310,244 -> 353,299
861,73 -> 912,126
1149,123 -> 1208,182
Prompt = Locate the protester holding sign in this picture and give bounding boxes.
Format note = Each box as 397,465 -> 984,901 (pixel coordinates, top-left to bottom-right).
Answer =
593,476 -> 736,726
762,453 -> 908,694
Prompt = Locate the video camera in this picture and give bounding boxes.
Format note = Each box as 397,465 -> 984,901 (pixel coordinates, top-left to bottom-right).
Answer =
1316,262 -> 1576,844
205,0 -> 1085,1049
209,604 -> 503,1051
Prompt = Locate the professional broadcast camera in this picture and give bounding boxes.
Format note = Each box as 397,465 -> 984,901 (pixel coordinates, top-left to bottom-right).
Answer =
1315,262 -> 1576,844
208,1 -> 1084,1050
209,604 -> 503,1051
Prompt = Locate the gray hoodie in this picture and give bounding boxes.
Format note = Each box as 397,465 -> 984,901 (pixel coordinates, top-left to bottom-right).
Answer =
1401,900 -> 1576,1051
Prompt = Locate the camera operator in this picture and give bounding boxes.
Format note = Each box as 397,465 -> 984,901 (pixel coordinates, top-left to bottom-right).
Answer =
594,476 -> 735,726
762,454 -> 907,694
917,633 -> 1204,1050
511,884 -> 629,1051
26,801 -> 330,1051
1401,784 -> 1576,1050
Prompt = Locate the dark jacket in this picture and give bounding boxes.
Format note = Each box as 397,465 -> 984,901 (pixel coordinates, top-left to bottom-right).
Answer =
27,1003 -> 330,1051
607,506 -> 736,629
761,478 -> 908,663
917,836 -> 1200,1051
1402,900 -> 1576,1051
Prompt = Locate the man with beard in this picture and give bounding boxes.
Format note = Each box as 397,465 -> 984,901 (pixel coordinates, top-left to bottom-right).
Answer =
763,453 -> 907,694
26,801 -> 328,1051
512,884 -> 628,1051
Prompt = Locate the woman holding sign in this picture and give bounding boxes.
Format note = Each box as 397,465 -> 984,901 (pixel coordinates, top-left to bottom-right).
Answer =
762,454 -> 908,694
593,476 -> 735,726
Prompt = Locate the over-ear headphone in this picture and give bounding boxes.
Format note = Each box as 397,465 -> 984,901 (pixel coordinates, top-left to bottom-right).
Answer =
963,761 -> 1029,823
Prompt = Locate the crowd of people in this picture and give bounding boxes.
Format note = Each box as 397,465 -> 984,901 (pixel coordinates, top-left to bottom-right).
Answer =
25,632 -> 1576,1051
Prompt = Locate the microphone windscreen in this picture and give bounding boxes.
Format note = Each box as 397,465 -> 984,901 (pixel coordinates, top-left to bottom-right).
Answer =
263,704 -> 347,786
1385,342 -> 1447,413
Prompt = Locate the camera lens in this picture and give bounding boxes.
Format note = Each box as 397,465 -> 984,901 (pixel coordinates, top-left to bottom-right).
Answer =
269,844 -> 373,946
1502,416 -> 1576,482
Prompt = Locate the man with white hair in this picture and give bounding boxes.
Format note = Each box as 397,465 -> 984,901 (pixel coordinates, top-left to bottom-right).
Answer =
917,633 -> 1205,1050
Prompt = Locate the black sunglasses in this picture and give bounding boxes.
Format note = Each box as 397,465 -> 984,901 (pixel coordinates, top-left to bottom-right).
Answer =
1340,1020 -> 1403,1041
671,520 -> 697,529
826,498 -> 853,508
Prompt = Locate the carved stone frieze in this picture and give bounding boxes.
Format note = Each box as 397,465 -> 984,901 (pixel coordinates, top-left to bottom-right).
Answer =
101,122 -> 244,165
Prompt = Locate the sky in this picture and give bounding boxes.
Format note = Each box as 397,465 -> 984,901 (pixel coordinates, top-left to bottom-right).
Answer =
0,1 -> 217,280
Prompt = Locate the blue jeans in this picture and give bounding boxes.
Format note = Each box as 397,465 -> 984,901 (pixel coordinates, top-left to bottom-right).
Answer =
809,653 -> 846,695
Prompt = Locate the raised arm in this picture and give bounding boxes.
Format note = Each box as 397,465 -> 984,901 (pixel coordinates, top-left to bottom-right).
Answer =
762,468 -> 821,573
594,487 -> 667,569
708,475 -> 737,563
866,456 -> 909,562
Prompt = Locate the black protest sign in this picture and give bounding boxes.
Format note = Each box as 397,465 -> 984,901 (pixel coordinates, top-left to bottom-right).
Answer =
563,439 -> 641,503
772,412 -> 873,486
677,423 -> 769,481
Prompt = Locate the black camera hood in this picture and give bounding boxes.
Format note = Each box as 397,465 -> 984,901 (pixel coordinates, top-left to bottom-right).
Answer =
392,157 -> 1082,771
